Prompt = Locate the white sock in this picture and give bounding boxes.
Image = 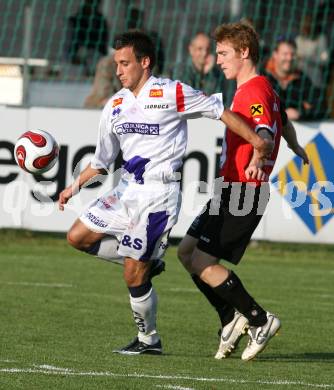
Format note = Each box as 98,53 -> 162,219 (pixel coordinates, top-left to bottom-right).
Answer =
130,287 -> 159,344
96,236 -> 123,265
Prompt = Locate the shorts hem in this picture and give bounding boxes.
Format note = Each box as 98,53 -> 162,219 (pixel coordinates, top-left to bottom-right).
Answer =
186,228 -> 200,239
196,242 -> 242,265
79,216 -> 108,234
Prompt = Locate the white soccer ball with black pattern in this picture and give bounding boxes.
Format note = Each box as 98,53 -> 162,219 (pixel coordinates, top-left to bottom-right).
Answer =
14,129 -> 59,174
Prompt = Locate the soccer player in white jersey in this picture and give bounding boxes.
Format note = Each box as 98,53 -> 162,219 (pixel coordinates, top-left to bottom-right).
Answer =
58,31 -> 272,355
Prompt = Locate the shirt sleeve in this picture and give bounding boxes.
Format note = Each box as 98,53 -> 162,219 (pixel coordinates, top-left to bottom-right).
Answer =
245,87 -> 278,136
176,82 -> 224,120
90,104 -> 120,170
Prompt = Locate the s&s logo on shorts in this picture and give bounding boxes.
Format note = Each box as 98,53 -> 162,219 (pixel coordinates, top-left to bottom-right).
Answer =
250,103 -> 264,116
121,235 -> 143,250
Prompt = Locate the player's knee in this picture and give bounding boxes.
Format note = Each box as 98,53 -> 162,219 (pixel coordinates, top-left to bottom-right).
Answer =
67,229 -> 89,251
67,230 -> 78,248
199,264 -> 216,283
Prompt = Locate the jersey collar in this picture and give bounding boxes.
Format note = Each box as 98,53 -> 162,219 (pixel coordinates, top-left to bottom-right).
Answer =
135,75 -> 157,99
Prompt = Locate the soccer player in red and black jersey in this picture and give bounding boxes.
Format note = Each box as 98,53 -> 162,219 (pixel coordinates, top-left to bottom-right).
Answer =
178,22 -> 308,361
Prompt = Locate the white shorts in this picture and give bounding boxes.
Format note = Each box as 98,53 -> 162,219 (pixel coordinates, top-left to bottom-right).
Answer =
80,179 -> 181,261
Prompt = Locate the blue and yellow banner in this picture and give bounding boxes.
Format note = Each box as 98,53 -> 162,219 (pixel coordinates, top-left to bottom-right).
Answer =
272,133 -> 334,234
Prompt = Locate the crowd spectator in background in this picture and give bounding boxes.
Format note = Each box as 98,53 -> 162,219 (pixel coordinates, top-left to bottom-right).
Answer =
326,23 -> 334,118
84,50 -> 121,109
65,0 -> 108,75
84,5 -> 165,109
263,37 -> 326,121
295,13 -> 329,88
170,32 -> 221,95
317,0 -> 334,118
240,17 -> 271,66
127,7 -> 165,75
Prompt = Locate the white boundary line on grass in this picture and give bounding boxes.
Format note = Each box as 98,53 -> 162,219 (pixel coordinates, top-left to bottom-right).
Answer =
2,282 -> 73,288
156,385 -> 195,390
0,365 -> 333,388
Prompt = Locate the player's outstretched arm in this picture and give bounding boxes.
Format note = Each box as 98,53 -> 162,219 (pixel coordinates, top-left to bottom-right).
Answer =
220,108 -> 274,158
58,163 -> 104,211
282,120 -> 309,165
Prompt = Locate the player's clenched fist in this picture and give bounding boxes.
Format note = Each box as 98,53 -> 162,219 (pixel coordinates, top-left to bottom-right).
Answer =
58,186 -> 74,211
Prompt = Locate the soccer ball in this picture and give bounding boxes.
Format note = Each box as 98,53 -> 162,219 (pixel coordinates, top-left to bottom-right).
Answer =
14,129 -> 59,174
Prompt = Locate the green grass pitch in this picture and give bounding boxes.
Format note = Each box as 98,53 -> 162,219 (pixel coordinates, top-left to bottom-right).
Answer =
0,229 -> 333,390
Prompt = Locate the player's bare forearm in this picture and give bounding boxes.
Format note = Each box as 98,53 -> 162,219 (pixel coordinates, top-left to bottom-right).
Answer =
245,129 -> 272,181
58,163 -> 104,210
220,109 -> 273,157
282,120 -> 299,149
282,121 -> 309,164
75,164 -> 104,190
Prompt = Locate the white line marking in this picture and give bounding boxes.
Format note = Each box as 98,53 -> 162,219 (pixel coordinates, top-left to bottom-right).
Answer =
0,367 -> 333,388
156,385 -> 195,390
2,282 -> 73,288
299,287 -> 332,293
316,294 -> 332,299
34,365 -> 71,372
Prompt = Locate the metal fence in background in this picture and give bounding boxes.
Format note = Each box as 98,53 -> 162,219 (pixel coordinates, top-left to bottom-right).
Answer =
0,0 -> 333,117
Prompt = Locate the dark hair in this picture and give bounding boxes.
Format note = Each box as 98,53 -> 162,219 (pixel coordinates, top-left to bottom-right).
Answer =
113,30 -> 156,70
274,35 -> 297,51
190,31 -> 210,45
214,22 -> 259,64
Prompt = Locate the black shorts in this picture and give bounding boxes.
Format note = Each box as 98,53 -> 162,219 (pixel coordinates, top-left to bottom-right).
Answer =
187,182 -> 270,265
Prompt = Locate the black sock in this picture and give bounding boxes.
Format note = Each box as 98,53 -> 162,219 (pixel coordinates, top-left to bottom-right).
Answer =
128,281 -> 152,298
85,240 -> 101,255
213,271 -> 267,327
191,274 -> 234,327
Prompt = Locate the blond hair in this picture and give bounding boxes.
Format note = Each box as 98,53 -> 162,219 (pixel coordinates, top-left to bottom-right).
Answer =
214,22 -> 260,64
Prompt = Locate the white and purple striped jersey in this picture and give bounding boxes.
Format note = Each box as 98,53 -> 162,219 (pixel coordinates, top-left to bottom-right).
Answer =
91,75 -> 224,184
